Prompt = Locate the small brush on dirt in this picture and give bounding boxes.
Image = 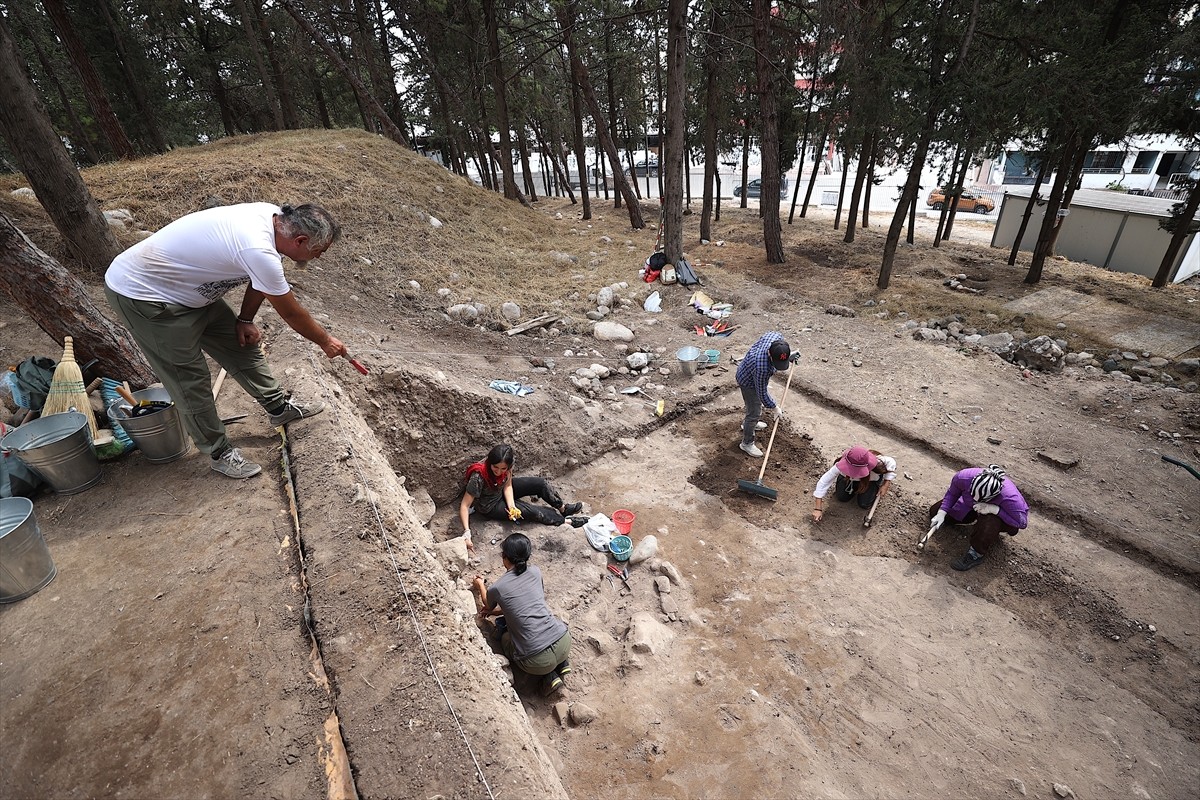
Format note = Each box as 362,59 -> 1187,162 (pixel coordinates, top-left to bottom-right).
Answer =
736,367 -> 795,501
863,495 -> 881,528
41,336 -> 99,440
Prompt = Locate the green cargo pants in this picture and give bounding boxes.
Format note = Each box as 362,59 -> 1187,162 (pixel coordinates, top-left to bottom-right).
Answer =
105,287 -> 285,456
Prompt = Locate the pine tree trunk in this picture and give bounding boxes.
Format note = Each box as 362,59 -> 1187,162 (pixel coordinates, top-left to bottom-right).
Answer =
942,139 -> 974,242
0,212 -> 155,386
233,0 -> 284,129
556,6 -> 643,228
41,0 -> 135,159
0,16 -> 121,273
1008,153 -> 1054,265
1026,132 -> 1081,284
934,143 -> 964,246
517,128 -> 538,201
751,0 -> 783,262
254,0 -> 300,129
862,132 -> 878,228
1153,179 -> 1200,287
281,0 -> 409,148
7,3 -> 101,165
483,0 -> 522,201
662,0 -> 687,262
96,0 -> 169,151
834,138 -> 854,230
844,131 -> 868,242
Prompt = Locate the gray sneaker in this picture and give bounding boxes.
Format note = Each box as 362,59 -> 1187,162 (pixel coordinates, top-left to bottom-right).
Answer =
268,398 -> 325,427
211,447 -> 262,479
755,421 -> 768,431
739,441 -> 764,458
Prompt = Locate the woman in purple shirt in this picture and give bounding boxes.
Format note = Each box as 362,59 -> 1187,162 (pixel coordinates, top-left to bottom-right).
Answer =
927,465 -> 1028,571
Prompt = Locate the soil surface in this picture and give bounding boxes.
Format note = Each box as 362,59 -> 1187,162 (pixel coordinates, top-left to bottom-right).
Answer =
2,131 -> 1198,800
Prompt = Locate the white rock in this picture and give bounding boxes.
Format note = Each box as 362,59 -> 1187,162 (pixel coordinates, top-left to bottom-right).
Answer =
593,321 -> 635,342
10,187 -> 35,199
627,611 -> 674,655
429,216 -> 443,228
437,287 -> 453,298
626,352 -> 650,370
408,280 -> 421,291
597,287 -> 614,307
629,534 -> 658,564
589,363 -> 611,378
501,301 -> 521,321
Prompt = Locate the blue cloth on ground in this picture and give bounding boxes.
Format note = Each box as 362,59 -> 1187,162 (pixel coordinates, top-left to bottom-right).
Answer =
489,380 -> 534,397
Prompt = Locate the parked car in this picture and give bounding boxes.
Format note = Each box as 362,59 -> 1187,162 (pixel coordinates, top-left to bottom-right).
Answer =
734,176 -> 790,199
629,157 -> 659,177
926,187 -> 994,214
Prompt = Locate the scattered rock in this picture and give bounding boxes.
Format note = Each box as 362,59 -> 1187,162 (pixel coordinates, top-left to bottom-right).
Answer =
500,301 -> 521,321
1014,335 -> 1065,373
658,560 -> 685,587
1008,778 -> 1027,796
428,216 -> 443,228
825,304 -> 857,317
976,332 -> 1015,353
1176,358 -> 1199,375
432,537 -> 469,570
409,487 -> 436,524
629,534 -> 658,564
1037,450 -> 1079,469
627,611 -> 674,654
617,438 -> 637,451
654,575 -> 671,594
597,286 -> 614,307
913,327 -> 947,342
1053,783 -> 1075,799
569,703 -> 598,725
987,436 -> 1002,445
10,187 -> 36,199
626,352 -> 650,370
554,701 -> 570,726
592,321 -> 635,342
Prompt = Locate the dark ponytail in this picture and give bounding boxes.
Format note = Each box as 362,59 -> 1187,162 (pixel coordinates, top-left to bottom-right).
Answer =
502,533 -> 532,576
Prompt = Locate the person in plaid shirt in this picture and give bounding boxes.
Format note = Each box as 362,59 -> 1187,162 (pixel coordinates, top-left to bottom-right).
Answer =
734,331 -> 796,457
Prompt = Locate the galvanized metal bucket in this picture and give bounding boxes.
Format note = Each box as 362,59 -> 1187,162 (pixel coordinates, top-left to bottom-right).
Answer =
108,387 -> 190,464
0,411 -> 101,495
676,346 -> 701,377
0,497 -> 57,603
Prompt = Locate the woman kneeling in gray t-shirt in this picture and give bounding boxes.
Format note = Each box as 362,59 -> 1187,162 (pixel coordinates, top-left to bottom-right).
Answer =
473,534 -> 572,696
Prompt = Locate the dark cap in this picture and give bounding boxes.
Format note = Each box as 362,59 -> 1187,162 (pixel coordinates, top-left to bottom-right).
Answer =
769,339 -> 791,371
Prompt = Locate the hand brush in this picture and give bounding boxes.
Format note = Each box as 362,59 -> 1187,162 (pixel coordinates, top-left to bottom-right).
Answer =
40,336 -> 99,440
113,384 -> 173,417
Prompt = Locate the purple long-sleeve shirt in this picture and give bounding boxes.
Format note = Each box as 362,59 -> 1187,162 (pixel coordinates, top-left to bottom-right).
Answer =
735,331 -> 785,409
940,467 -> 1029,530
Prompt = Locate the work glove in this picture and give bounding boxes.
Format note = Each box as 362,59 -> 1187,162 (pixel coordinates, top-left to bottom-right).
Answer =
790,351 -> 801,365
507,506 -> 523,521
930,509 -> 947,531
973,502 -> 1000,516
773,407 -> 785,421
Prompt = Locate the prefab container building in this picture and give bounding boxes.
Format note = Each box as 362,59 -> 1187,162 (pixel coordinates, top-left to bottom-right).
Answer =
991,187 -> 1199,284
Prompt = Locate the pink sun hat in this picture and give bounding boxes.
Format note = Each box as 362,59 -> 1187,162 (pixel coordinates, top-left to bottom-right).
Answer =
836,446 -> 877,479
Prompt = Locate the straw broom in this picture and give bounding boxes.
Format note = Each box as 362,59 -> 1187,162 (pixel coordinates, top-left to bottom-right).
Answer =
41,336 -> 100,440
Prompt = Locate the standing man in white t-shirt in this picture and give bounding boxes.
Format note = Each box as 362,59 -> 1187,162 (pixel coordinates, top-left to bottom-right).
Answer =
104,202 -> 349,478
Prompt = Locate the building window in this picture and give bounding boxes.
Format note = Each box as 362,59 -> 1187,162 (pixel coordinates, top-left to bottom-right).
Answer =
1131,151 -> 1158,174
1082,151 -> 1125,173
1002,151 -> 1042,184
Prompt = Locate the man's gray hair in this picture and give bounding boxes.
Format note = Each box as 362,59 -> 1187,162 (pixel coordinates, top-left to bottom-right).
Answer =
278,203 -> 341,247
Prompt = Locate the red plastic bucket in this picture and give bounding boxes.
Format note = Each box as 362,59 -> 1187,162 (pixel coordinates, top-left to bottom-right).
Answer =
612,509 -> 635,535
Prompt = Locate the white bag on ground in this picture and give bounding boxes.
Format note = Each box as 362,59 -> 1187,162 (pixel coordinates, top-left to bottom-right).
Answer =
583,513 -> 618,551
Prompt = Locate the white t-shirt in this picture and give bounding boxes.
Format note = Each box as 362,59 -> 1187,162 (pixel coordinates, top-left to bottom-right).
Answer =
813,454 -> 898,499
105,203 -> 292,308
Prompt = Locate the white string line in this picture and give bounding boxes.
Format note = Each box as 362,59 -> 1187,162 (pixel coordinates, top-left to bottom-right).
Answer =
306,354 -> 496,800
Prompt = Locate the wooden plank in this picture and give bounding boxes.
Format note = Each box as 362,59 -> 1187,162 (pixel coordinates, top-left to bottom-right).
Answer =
505,313 -> 559,336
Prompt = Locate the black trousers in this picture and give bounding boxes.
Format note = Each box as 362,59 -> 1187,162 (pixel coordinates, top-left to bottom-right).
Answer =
834,474 -> 880,509
480,477 -> 566,525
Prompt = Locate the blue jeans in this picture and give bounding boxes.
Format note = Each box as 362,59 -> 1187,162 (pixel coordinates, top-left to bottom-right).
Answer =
740,384 -> 762,445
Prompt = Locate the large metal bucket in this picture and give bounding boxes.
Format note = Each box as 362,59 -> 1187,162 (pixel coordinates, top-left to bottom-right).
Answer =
108,387 -> 190,464
0,411 -> 101,495
0,497 -> 57,603
676,346 -> 701,377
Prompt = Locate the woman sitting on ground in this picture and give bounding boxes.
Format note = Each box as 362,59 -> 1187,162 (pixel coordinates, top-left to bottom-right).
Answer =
472,533 -> 573,695
811,445 -> 897,523
458,443 -> 584,551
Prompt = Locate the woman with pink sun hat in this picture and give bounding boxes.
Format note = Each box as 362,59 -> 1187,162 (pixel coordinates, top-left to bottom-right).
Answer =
811,445 -> 897,523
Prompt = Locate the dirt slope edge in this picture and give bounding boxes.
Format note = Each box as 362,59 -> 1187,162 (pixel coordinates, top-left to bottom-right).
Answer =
279,343 -> 568,799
